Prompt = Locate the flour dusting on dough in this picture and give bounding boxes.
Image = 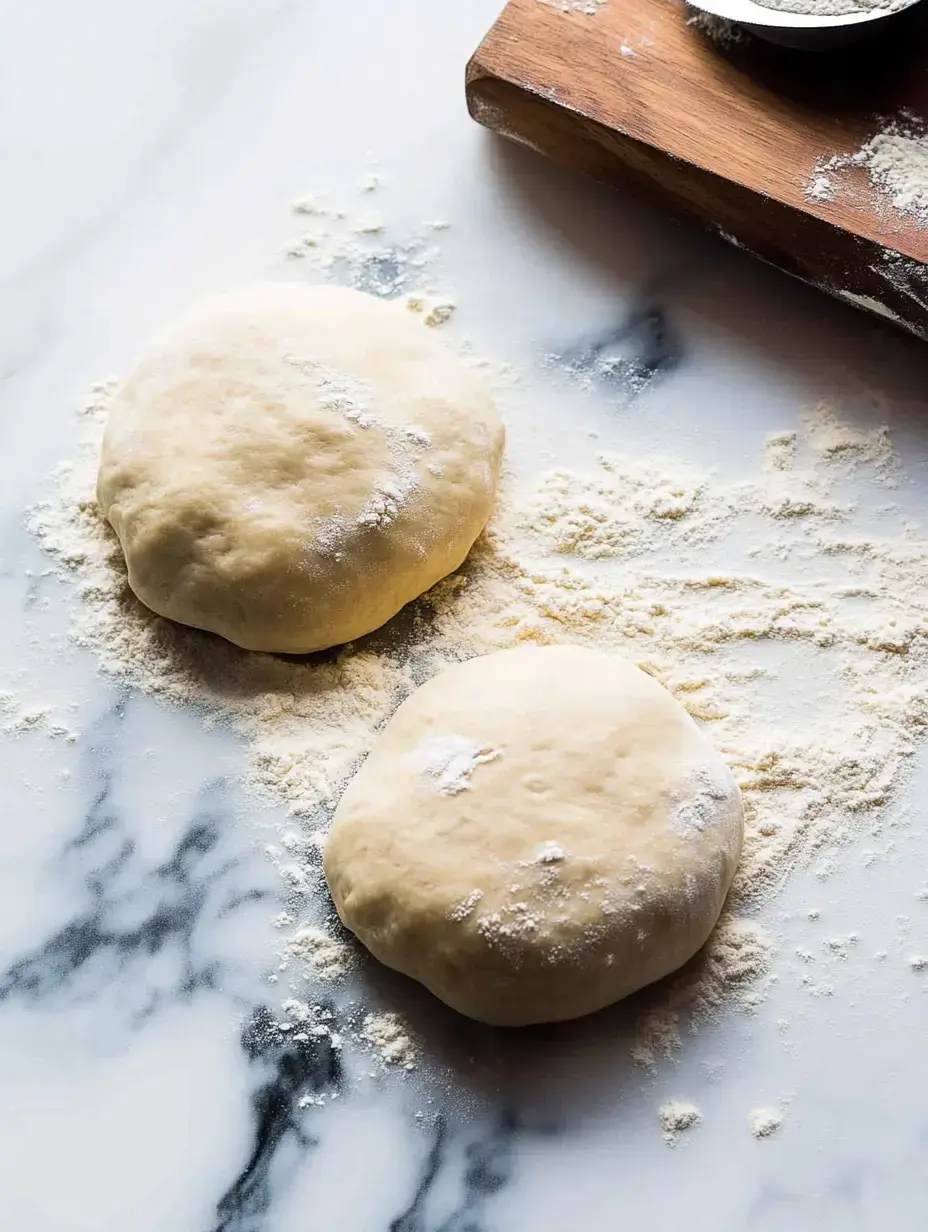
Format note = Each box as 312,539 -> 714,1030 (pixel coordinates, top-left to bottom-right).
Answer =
412,735 -> 502,796
282,354 -> 379,429
670,761 -> 739,839
448,889 -> 485,921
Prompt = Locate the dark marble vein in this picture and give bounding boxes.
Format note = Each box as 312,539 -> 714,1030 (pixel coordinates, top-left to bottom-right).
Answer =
0,812 -> 225,1003
389,1112 -> 519,1232
0,703 -> 238,1007
210,1005 -> 342,1232
555,299 -> 684,398
390,1117 -> 449,1232
63,777 -> 121,851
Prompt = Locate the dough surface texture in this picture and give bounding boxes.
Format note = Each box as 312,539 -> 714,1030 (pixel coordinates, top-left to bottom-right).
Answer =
97,284 -> 504,653
324,646 -> 744,1026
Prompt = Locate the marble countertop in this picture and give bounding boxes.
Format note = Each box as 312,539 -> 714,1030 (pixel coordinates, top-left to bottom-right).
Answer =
2,2 -> 928,1229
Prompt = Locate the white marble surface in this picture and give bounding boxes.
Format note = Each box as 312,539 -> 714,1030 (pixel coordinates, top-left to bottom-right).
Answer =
2,2 -> 928,1229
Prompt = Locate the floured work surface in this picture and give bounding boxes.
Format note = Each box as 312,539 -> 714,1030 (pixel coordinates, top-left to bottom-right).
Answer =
466,0 -> 928,337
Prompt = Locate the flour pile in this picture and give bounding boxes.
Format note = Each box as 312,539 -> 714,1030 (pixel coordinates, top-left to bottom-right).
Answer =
277,923 -> 355,982
360,1011 -> 421,1070
659,1100 -> 702,1145
807,118 -> 928,226
748,1106 -> 785,1138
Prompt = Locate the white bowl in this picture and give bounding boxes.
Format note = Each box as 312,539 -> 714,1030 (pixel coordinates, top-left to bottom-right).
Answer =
687,0 -> 922,49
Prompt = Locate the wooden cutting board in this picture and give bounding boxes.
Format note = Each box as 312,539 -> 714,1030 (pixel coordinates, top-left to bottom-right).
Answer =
466,0 -> 928,339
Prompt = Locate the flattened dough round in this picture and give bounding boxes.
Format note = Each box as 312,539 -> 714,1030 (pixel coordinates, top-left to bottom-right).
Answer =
324,646 -> 744,1027
97,284 -> 504,653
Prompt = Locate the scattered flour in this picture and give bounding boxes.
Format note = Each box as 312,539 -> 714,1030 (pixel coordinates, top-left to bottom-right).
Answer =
631,919 -> 775,1066
31,384 -> 928,1043
284,186 -> 454,313
823,934 -> 857,959
541,344 -> 667,400
518,454 -> 711,558
28,195 -> 928,1064
799,399 -> 891,466
0,692 -> 78,742
280,997 -> 342,1052
282,926 -> 355,982
659,1099 -> 702,1145
749,1106 -> 784,1138
360,1011 -> 420,1070
286,190 -> 459,344
807,172 -> 836,204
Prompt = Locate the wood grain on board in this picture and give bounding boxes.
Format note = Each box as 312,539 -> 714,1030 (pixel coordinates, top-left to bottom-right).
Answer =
466,0 -> 928,338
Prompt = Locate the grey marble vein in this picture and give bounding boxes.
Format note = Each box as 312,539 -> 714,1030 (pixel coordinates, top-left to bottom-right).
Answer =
212,1006 -> 342,1232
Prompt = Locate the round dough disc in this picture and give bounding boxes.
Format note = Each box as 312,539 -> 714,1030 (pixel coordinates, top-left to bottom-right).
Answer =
97,284 -> 504,653
324,645 -> 744,1027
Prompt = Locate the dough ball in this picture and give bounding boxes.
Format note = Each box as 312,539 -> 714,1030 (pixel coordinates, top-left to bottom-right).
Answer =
324,646 -> 743,1027
97,284 -> 504,653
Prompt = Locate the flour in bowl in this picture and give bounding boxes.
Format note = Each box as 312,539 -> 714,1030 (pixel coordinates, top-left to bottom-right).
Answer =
753,0 -> 908,15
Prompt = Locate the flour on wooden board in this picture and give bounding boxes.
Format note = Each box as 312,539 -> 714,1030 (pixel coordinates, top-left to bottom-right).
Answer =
806,118 -> 928,226
538,0 -> 607,13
